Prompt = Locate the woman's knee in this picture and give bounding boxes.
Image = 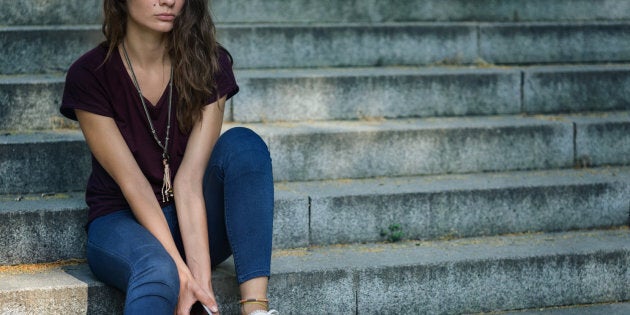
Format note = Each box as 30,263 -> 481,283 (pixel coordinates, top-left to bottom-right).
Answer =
213,127 -> 271,172
217,127 -> 269,156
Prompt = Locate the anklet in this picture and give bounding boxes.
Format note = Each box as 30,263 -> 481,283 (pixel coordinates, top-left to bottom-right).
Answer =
239,298 -> 269,310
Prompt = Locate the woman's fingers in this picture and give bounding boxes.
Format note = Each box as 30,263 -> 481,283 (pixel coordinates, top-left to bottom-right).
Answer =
196,287 -> 219,314
176,273 -> 200,315
176,274 -> 220,314
176,293 -> 196,315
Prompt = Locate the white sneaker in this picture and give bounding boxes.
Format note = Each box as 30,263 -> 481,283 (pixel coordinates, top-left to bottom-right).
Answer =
249,310 -> 279,315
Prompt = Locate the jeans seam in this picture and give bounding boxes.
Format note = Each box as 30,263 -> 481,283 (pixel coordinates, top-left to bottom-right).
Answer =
224,195 -> 241,276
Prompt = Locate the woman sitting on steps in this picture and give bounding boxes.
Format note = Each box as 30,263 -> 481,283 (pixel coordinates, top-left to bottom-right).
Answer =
60,0 -> 277,314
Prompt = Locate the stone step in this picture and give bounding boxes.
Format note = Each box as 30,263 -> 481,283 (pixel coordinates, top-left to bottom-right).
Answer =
243,114 -> 585,182
235,64 -> 630,122
223,21 -> 630,67
1,166 -> 627,265
254,112 -> 628,181
0,26 -> 103,75
4,65 -> 630,131
3,112 -> 629,194
0,23 -> 476,75
574,113 -> 630,167
2,0 -> 102,26
1,229 -> 629,314
0,131 -> 90,194
491,302 -> 630,315
4,22 -> 630,75
4,0 -> 630,26
0,188 -> 309,265
0,193 -> 88,266
0,74 -> 70,131
213,0 -> 630,24
480,22 -> 630,65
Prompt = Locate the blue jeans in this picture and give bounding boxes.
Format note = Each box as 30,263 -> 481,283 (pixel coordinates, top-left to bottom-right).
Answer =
86,127 -> 274,314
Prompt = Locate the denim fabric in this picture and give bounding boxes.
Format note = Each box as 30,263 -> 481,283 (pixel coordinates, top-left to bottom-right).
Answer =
86,127 -> 274,315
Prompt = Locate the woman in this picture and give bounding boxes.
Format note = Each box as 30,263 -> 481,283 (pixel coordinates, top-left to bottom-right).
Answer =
60,0 -> 276,314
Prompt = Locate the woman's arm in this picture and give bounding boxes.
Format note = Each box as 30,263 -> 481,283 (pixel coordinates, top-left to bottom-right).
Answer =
173,96 -> 226,284
77,109 -> 221,313
75,110 -> 188,271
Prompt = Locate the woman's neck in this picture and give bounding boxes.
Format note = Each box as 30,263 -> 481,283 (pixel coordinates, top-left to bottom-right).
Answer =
122,26 -> 169,69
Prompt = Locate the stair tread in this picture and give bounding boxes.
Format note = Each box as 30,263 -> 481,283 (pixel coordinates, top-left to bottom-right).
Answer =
3,166 -> 627,211
4,21 -> 630,75
4,111 -> 627,143
495,302 -> 630,315
6,20 -> 630,29
1,111 -> 627,190
1,228 -> 629,313
5,0 -> 630,26
2,228 -> 628,280
1,166 -> 627,264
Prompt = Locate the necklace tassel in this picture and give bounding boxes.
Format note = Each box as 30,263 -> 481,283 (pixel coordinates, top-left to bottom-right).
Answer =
162,159 -> 173,202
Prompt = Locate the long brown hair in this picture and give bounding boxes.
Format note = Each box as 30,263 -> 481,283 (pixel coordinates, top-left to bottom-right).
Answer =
102,0 -> 221,133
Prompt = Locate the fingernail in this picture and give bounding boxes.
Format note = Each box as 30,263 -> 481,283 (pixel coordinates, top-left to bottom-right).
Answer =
202,304 -> 218,314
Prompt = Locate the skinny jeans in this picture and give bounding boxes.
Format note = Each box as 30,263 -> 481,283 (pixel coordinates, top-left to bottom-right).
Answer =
86,127 -> 274,314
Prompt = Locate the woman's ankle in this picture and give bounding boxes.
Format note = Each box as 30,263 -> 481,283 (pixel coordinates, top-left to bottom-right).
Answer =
239,277 -> 270,314
240,298 -> 269,315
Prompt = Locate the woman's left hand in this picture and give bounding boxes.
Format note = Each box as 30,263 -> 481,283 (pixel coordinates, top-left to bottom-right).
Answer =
176,268 -> 219,315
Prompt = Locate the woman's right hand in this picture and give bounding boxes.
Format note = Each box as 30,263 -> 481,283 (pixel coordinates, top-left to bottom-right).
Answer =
176,268 -> 219,315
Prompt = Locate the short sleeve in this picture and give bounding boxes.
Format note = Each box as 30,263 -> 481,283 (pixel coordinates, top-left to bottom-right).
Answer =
210,46 -> 239,104
60,48 -> 114,121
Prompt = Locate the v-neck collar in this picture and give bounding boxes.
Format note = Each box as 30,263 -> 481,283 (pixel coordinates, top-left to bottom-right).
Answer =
115,47 -> 169,109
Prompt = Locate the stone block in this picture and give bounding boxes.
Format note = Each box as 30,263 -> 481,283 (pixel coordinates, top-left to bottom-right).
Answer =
0,26 -> 103,75
499,302 -> 630,315
272,189 -> 310,249
0,131 -> 90,194
0,264 -> 124,315
0,194 -> 87,265
1,0 -> 102,25
268,269 -> 356,313
0,75 -> 66,131
354,230 -> 630,313
218,23 -> 477,69
241,116 -> 574,182
480,22 -> 630,64
234,67 -> 520,122
358,251 -> 630,314
302,167 -> 630,245
574,112 -> 630,166
524,65 -> 630,113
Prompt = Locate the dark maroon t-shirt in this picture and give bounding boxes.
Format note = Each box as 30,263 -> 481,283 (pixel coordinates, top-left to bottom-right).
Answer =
60,43 -> 239,224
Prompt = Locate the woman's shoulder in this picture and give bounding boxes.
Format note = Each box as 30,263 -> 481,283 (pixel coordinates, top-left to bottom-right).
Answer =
67,43 -> 111,75
212,45 -> 239,101
217,45 -> 234,66
61,43 -> 117,121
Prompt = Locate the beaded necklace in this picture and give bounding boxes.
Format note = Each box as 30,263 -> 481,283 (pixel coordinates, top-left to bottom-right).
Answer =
121,42 -> 174,202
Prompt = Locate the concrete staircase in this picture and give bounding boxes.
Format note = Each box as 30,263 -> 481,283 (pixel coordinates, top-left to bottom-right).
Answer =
1,0 -> 629,314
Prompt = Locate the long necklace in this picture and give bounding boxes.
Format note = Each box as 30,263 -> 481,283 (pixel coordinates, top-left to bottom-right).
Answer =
121,42 -> 174,202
